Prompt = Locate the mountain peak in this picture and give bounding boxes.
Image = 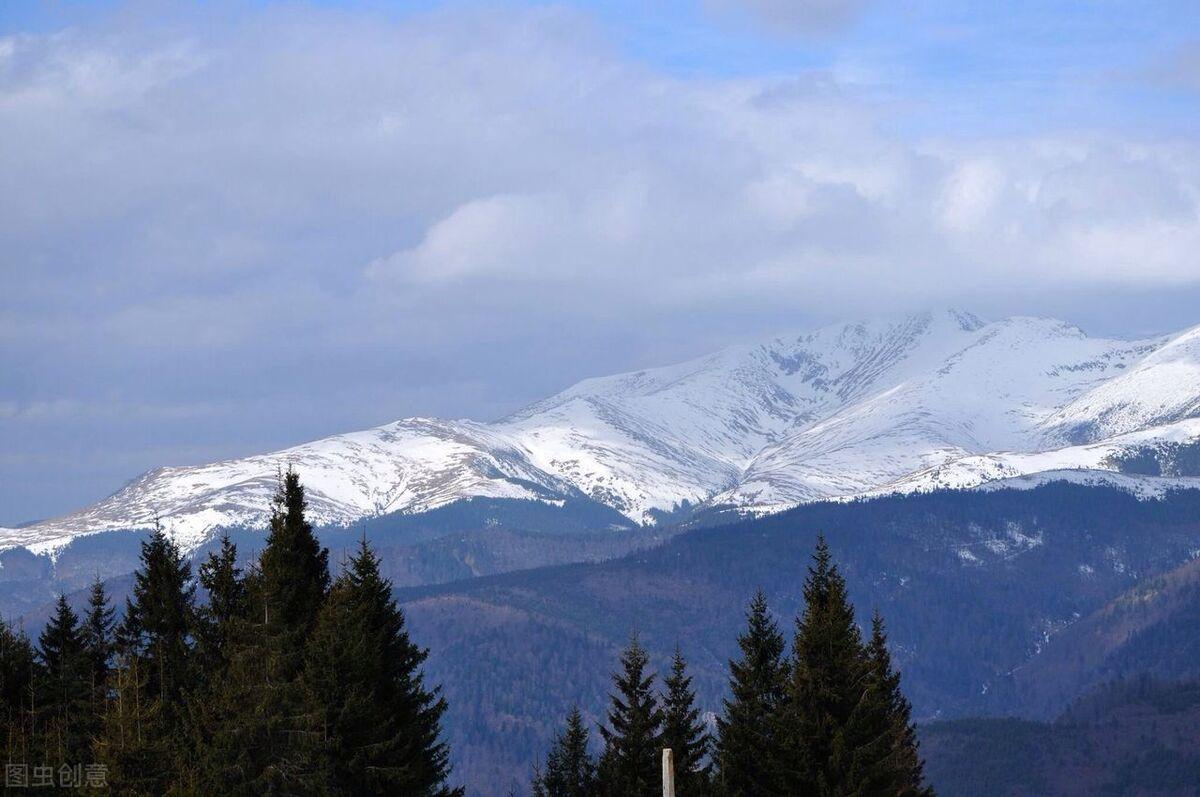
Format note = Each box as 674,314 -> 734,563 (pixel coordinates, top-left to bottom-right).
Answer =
6,311 -> 1200,553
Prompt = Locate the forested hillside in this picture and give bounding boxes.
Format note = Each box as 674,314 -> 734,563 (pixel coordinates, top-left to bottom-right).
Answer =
399,483 -> 1200,791
998,553 -> 1200,718
923,677 -> 1200,796
0,497 -> 670,621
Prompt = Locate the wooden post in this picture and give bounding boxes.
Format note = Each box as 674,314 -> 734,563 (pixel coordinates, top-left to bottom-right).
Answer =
662,747 -> 675,797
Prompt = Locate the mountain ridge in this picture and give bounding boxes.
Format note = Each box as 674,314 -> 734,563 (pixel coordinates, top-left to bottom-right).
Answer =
8,309 -> 1200,553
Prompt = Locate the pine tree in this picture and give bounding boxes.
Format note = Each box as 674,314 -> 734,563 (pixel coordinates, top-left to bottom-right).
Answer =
597,635 -> 663,797
190,470 -> 331,793
0,617 -> 35,720
784,535 -> 867,794
39,596 -> 85,692
255,467 -> 330,673
829,664 -> 893,797
195,532 -> 246,674
714,591 -> 789,796
118,522 -> 196,707
299,537 -> 460,795
859,613 -> 932,797
185,623 -> 288,794
81,577 -> 116,707
534,705 -> 597,797
660,647 -> 709,796
181,533 -> 250,792
37,595 -> 92,765
531,760 -> 549,797
100,523 -> 196,794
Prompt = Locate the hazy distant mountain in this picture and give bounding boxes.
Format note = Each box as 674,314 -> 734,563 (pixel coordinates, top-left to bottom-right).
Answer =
8,309 -> 1200,553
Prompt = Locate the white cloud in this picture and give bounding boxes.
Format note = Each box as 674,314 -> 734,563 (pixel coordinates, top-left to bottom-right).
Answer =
371,193 -> 574,284
3,6 -> 1197,329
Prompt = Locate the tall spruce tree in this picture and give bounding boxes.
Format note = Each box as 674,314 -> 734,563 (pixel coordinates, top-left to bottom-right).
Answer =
714,591 -> 789,796
190,470 -> 332,793
859,613 -> 932,796
81,577 -> 116,708
660,647 -> 710,796
597,635 -> 663,797
783,536 -> 867,794
118,522 -> 196,706
828,662 -> 893,797
534,705 -> 597,797
37,595 -> 91,765
100,523 -> 196,794
255,468 -> 330,665
195,532 -> 246,674
181,533 -> 250,793
299,537 -> 460,795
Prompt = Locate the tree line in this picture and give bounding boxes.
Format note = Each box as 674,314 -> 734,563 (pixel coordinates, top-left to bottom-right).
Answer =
0,470 -> 459,795
533,538 -> 933,796
1,470 -> 932,796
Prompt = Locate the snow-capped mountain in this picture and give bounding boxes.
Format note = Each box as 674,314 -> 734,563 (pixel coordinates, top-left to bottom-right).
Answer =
9,310 -> 1200,553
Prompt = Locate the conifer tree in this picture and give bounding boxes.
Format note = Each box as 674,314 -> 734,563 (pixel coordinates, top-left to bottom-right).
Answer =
118,522 -> 196,707
254,467 -> 330,674
860,613 -> 932,796
37,595 -> 91,764
39,596 -> 85,693
81,577 -> 116,706
784,536 -> 867,794
195,532 -> 246,674
185,598 -> 291,794
101,523 -> 196,794
189,471 -> 331,793
181,533 -> 250,792
597,635 -> 662,797
660,647 -> 710,796
532,766 -> 549,797
0,618 -> 36,761
0,617 -> 35,721
299,537 -> 460,795
534,705 -> 597,797
828,664 -> 892,796
714,591 -> 788,796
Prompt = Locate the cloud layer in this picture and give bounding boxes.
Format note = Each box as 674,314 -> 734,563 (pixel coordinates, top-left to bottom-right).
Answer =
2,4 -> 1199,522
708,0 -> 871,34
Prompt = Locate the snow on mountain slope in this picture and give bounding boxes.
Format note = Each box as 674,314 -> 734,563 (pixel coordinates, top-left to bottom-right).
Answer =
17,419 -> 572,552
1040,324 -> 1200,444
7,310 -> 1200,553
716,317 -> 1157,511
505,310 -> 989,520
873,418 -> 1200,498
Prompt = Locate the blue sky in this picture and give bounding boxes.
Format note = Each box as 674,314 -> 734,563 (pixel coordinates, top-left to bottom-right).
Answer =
2,0 -> 1199,524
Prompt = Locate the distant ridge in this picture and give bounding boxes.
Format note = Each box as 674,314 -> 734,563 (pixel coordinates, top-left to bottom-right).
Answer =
9,309 -> 1200,552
